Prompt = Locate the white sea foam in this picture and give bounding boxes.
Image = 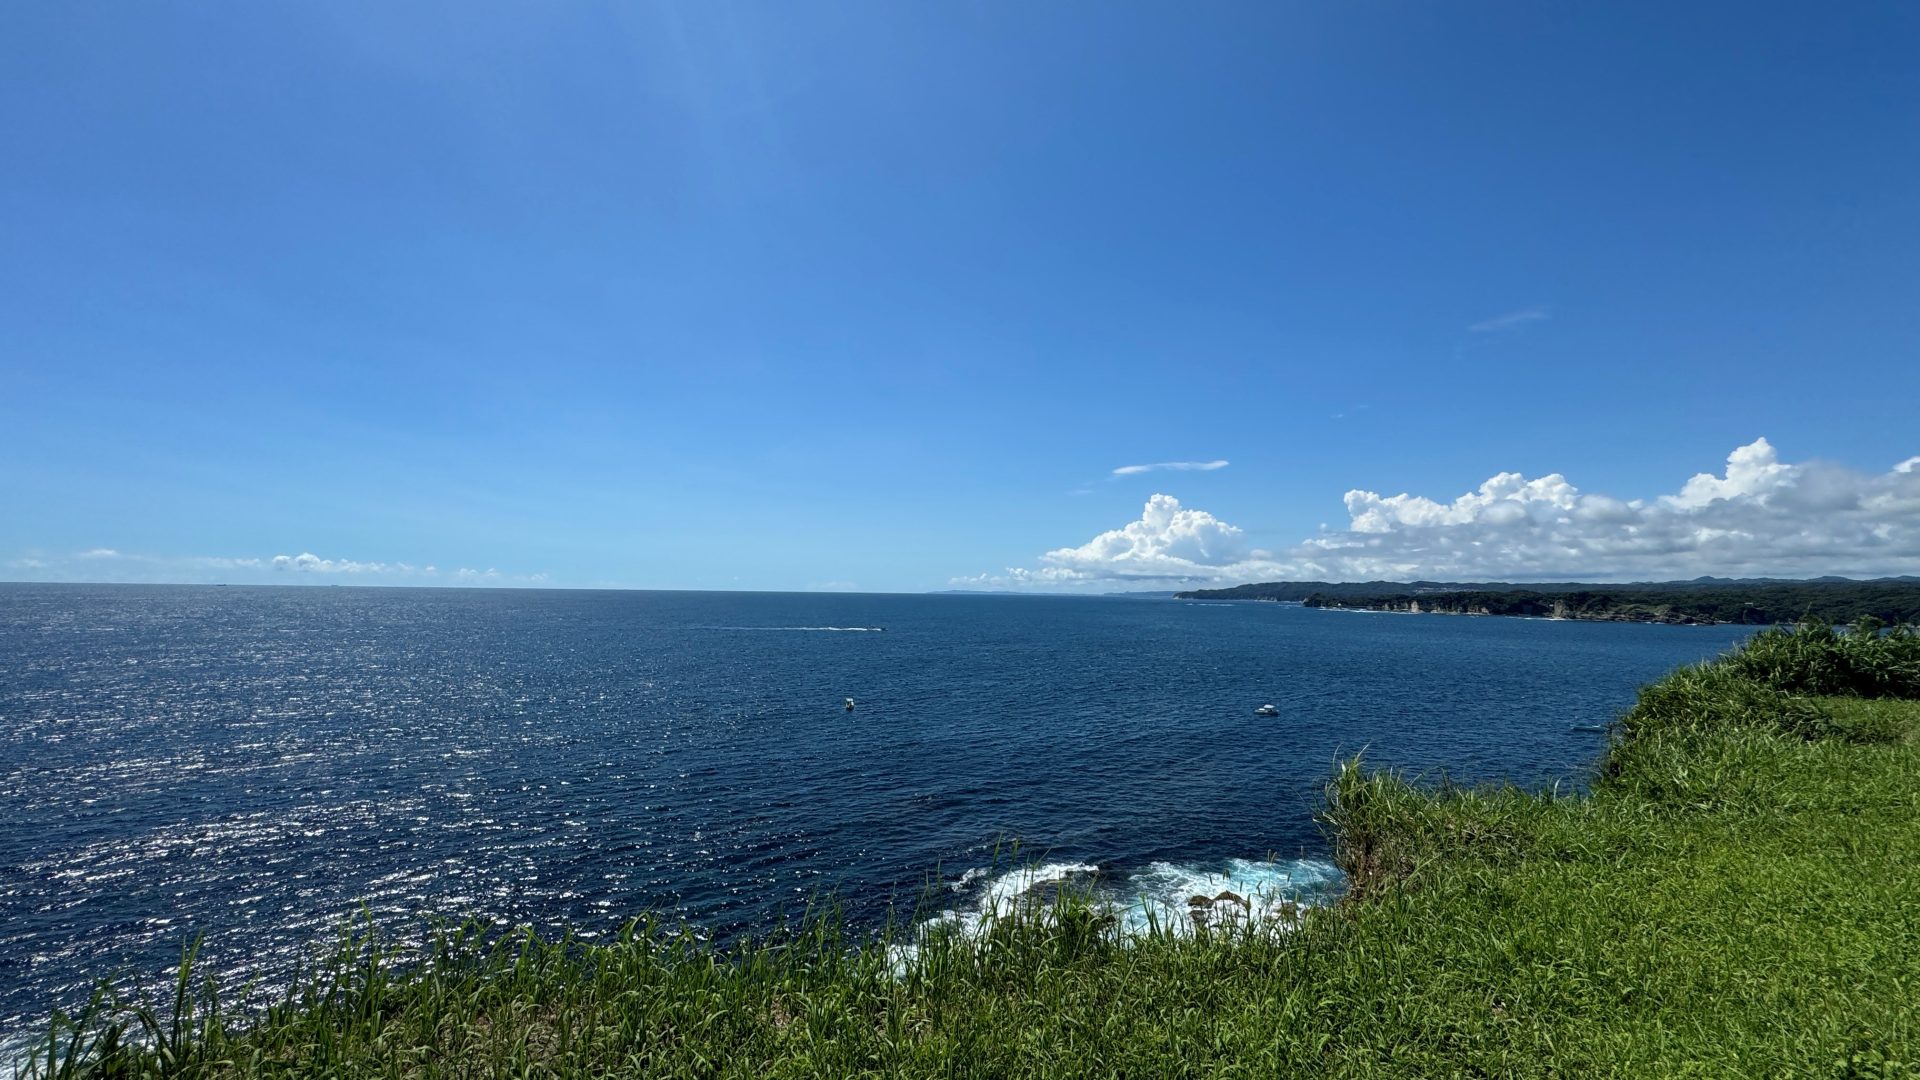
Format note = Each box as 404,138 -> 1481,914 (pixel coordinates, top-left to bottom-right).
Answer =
886,861 -> 1099,970
950,866 -> 992,891
896,856 -> 1344,969
919,861 -> 1100,937
1114,857 -> 1344,936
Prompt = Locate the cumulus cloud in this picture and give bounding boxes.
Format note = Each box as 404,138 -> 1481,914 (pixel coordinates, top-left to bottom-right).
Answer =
1037,493 -> 1256,579
958,439 -> 1920,589
270,552 -> 422,574
1661,438 -> 1794,510
1112,460 -> 1229,476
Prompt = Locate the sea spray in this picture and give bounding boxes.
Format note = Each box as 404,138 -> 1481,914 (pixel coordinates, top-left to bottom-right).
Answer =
892,857 -> 1345,970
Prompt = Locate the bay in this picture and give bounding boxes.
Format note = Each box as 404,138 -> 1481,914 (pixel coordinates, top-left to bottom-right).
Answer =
0,585 -> 1754,1045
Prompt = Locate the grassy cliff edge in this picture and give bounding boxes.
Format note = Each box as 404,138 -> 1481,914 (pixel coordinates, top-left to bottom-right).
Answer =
27,624 -> 1920,1078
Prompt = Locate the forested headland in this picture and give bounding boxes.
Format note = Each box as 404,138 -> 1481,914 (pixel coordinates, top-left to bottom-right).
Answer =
1176,577 -> 1920,625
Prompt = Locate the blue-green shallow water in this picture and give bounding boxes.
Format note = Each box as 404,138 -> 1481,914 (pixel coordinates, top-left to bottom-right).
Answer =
0,584 -> 1756,1045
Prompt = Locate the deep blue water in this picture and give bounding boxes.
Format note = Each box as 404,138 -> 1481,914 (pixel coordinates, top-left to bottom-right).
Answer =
0,585 -> 1756,1046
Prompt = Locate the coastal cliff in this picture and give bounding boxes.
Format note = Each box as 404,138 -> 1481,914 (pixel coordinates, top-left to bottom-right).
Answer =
1180,578 -> 1920,626
1304,590 -> 1746,624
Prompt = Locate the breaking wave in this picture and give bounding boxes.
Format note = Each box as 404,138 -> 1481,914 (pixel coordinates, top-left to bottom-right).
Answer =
897,856 -> 1345,965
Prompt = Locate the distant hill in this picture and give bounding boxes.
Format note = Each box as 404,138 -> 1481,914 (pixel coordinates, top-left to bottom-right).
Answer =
1174,577 -> 1920,625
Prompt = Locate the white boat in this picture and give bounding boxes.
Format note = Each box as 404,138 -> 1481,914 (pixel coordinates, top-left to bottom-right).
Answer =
845,697 -> 856,712
1254,704 -> 1279,717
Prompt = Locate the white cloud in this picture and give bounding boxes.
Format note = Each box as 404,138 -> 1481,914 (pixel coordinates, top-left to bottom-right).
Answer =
271,552 -> 416,574
1469,307 -> 1550,333
1661,437 -> 1793,509
1112,460 -> 1229,476
6,548 -> 543,586
1344,472 -> 1579,533
960,439 -> 1920,588
192,556 -> 266,570
1038,493 -> 1254,579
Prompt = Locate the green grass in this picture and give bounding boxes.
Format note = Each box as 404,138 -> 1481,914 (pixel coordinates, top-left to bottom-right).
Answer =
1725,620 -> 1920,698
29,625 -> 1920,1078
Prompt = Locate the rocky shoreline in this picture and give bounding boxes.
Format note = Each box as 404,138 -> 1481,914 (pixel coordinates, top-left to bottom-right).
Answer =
1175,578 -> 1920,626
1304,595 -> 1727,624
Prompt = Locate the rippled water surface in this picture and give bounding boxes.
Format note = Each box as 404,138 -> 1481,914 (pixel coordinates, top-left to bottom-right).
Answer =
0,584 -> 1756,1043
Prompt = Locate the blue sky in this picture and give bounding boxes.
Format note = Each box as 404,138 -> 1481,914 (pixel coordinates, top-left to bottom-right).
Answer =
4,2 -> 1918,591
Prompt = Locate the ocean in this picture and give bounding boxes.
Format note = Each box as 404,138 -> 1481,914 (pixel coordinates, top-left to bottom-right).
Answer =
0,584 -> 1756,1047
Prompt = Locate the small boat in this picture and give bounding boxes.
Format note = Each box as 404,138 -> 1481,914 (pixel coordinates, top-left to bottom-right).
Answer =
1254,704 -> 1279,717
845,698 -> 856,712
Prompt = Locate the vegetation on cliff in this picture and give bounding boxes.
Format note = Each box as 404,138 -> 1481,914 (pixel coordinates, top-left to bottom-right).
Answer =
1178,575 -> 1920,603
28,623 -> 1920,1077
1301,580 -> 1920,624
1172,577 -> 1920,625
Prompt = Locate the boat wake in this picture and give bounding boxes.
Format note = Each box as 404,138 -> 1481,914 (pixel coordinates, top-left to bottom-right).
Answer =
694,626 -> 886,632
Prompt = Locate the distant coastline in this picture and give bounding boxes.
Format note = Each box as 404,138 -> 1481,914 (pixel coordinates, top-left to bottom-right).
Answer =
1174,577 -> 1920,625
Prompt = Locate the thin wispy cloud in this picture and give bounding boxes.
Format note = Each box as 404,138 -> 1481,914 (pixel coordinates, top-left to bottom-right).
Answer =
4,549 -> 549,587
1112,460 -> 1229,477
1469,307 -> 1550,333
